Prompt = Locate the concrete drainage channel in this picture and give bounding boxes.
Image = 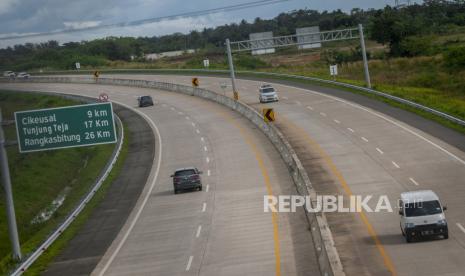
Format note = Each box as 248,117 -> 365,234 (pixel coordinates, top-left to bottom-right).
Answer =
6,92 -> 125,275
4,77 -> 345,276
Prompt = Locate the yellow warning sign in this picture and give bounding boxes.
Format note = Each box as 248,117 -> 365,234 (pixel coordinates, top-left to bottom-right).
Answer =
263,108 -> 275,122
233,91 -> 239,101
192,77 -> 199,87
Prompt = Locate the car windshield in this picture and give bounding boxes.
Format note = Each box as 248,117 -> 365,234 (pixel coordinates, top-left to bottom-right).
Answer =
261,88 -> 275,93
404,200 -> 442,217
175,169 -> 196,176
140,96 -> 151,101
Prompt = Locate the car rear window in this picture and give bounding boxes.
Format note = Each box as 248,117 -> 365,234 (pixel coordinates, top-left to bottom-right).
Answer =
175,169 -> 196,176
261,88 -> 275,93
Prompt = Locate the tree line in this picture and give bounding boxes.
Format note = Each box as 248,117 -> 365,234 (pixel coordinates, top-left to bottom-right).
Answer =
1,0 -> 464,71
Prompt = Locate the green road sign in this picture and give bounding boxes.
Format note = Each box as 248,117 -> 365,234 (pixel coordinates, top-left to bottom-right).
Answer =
14,102 -> 117,153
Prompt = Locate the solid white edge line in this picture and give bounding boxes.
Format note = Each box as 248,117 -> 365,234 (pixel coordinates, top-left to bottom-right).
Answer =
186,256 -> 193,271
196,225 -> 202,238
457,223 -> 465,234
409,177 -> 419,186
392,161 -> 400,169
98,102 -> 163,276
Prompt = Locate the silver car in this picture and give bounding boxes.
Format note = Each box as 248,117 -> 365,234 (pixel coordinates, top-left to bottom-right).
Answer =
259,84 -> 279,103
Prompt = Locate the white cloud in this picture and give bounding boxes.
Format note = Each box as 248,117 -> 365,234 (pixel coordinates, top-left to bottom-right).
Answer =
0,0 -> 16,15
63,21 -> 102,30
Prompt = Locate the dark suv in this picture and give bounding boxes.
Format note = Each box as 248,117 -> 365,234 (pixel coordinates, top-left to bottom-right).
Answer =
138,95 -> 154,107
171,167 -> 203,194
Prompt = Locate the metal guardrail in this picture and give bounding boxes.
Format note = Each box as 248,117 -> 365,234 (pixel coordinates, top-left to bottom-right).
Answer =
9,94 -> 125,276
82,68 -> 465,127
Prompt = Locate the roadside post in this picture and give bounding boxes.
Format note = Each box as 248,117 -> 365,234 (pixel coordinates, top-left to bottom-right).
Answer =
358,24 -> 372,88
330,64 -> 338,80
225,38 -> 239,101
0,109 -> 22,260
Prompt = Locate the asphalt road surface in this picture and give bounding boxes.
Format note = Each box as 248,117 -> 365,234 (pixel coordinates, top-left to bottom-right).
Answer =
0,82 -> 318,276
85,74 -> 465,276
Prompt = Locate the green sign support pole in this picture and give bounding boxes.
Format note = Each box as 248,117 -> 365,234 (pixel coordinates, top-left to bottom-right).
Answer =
0,109 -> 22,260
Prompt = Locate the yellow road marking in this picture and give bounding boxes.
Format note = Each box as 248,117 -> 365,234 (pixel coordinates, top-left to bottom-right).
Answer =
281,116 -> 397,276
217,109 -> 281,276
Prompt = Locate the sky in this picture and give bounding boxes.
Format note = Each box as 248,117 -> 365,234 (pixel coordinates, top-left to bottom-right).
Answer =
0,0 -> 414,48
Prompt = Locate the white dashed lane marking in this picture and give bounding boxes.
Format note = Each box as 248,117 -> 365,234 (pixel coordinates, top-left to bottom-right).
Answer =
186,256 -> 193,271
307,106 -> 313,110
361,137 -> 369,142
348,128 -> 355,133
196,225 -> 202,238
320,112 -> 327,117
392,161 -> 400,169
376,148 -> 384,155
334,119 -> 341,124
409,177 -> 419,186
202,202 -> 207,212
207,169 -> 211,176
457,223 -> 465,234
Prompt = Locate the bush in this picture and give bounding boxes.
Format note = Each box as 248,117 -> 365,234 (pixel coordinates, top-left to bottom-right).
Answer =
443,46 -> 465,69
399,36 -> 436,57
234,55 -> 269,69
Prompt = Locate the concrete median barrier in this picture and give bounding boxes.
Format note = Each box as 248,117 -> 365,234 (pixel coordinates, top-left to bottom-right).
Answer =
1,76 -> 344,276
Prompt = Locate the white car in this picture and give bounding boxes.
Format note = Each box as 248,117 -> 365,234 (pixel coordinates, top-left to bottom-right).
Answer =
17,72 -> 30,79
259,84 -> 279,103
3,71 -> 15,77
399,190 -> 448,243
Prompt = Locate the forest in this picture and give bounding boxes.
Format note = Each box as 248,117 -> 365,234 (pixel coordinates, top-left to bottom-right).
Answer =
0,0 -> 464,71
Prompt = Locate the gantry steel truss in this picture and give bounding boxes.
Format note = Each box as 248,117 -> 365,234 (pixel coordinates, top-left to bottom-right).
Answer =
229,27 -> 359,52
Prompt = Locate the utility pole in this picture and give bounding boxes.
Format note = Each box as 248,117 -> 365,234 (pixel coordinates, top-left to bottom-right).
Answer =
358,24 -> 372,89
226,38 -> 239,100
0,109 -> 22,260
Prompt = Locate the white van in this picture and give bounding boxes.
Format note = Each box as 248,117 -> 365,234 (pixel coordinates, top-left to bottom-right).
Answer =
399,190 -> 448,243
259,84 -> 279,103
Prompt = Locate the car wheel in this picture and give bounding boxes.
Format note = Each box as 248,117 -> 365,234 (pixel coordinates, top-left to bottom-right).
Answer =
406,234 -> 412,243
199,186 -> 202,191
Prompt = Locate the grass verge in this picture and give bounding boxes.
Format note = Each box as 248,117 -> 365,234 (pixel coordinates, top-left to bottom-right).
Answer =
0,91 -> 116,275
22,124 -> 129,275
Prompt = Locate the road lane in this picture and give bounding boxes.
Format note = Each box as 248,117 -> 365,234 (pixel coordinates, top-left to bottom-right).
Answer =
0,82 -> 319,276
87,74 -> 465,275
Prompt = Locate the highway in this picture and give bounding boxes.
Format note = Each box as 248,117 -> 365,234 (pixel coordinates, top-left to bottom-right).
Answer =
0,82 -> 318,276
76,74 -> 465,275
